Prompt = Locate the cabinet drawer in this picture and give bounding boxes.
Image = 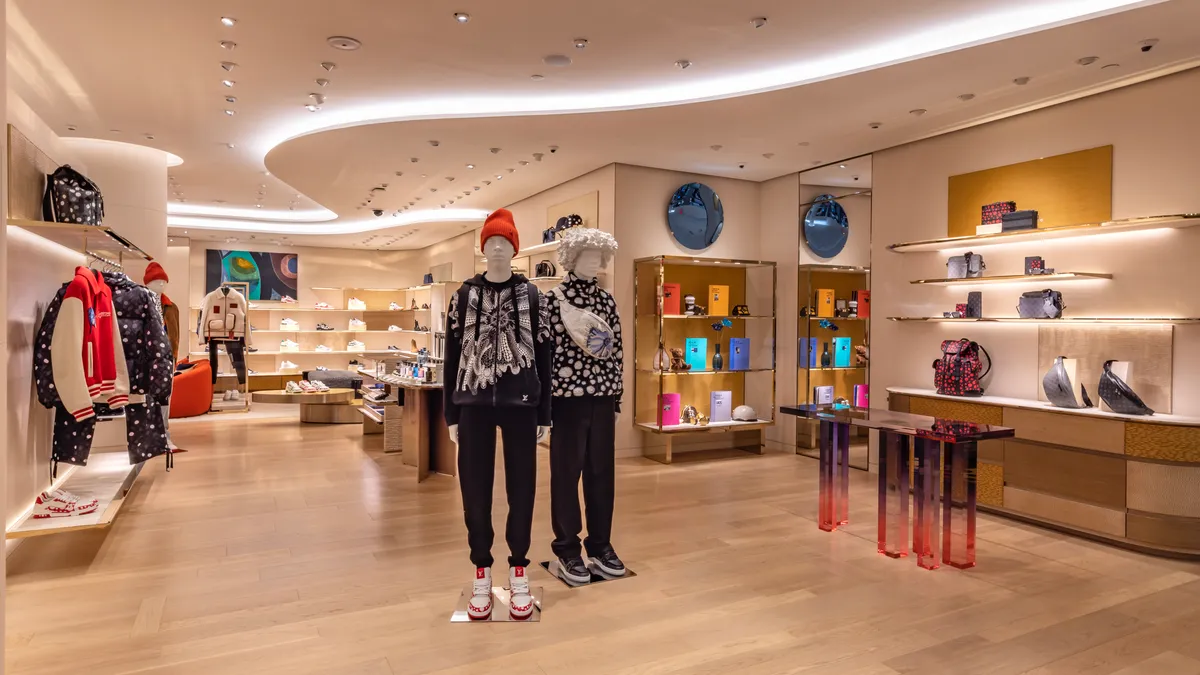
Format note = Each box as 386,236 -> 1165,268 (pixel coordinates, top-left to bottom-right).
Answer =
1002,407 -> 1124,455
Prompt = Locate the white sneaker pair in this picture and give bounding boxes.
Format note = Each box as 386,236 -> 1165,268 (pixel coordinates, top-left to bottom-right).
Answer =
32,488 -> 99,519
222,390 -> 241,401
468,566 -> 533,621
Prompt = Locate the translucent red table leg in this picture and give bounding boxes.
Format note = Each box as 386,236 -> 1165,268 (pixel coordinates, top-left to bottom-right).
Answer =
818,419 -> 850,532
877,431 -> 910,558
912,437 -> 941,570
942,440 -> 978,569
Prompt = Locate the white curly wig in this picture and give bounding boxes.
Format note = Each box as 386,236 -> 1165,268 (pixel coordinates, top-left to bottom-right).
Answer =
557,227 -> 618,272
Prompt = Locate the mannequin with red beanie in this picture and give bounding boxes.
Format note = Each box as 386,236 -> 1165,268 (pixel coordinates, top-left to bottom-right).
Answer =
443,208 -> 551,620
143,262 -> 179,360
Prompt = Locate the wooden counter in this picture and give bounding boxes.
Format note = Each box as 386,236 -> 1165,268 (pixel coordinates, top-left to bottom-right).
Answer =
888,387 -> 1200,558
358,371 -> 455,482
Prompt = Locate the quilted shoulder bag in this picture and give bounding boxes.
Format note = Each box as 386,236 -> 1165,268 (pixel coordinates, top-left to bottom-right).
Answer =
946,251 -> 985,279
42,165 -> 105,225
933,338 -> 991,397
1017,289 -> 1064,319
535,259 -> 556,278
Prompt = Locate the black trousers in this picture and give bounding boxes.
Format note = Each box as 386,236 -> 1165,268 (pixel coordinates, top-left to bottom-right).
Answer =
550,396 -> 616,559
208,338 -> 246,384
457,405 -> 538,568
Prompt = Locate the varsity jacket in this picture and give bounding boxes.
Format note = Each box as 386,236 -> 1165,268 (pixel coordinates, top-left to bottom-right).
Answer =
545,272 -> 624,411
48,267 -> 130,421
199,287 -> 251,344
443,273 -> 552,427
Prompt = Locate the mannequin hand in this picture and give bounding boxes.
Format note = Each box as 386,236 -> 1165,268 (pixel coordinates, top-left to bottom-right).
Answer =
537,425 -> 550,441
448,424 -> 459,445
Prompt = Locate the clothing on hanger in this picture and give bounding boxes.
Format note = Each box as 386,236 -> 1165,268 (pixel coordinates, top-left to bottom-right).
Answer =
199,286 -> 251,343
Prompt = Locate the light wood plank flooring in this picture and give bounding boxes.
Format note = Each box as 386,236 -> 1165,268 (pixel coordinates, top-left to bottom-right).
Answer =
6,414 -> 1200,674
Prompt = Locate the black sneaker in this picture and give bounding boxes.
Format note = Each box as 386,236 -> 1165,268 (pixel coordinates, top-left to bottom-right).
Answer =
247,346 -> 259,352
316,323 -> 333,331
556,556 -> 591,585
589,548 -> 626,577
387,345 -> 400,350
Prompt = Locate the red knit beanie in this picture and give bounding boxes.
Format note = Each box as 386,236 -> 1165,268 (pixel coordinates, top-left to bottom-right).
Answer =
480,208 -> 519,255
143,261 -> 169,285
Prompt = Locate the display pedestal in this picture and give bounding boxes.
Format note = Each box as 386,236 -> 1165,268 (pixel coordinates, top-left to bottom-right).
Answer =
539,560 -> 638,588
449,585 -> 543,623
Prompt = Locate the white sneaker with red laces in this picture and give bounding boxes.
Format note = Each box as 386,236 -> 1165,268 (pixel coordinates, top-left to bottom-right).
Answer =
56,489 -> 99,514
314,302 -> 333,310
32,489 -> 97,519
468,567 -> 493,620
298,380 -> 317,393
508,566 -> 534,620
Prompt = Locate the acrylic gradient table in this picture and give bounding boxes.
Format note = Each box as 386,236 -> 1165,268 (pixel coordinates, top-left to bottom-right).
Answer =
781,405 -> 1014,570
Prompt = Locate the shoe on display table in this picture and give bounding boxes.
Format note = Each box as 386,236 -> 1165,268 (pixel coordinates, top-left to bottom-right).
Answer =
389,301 -> 402,311
316,322 -> 333,331
347,297 -> 367,310
280,360 -> 299,371
349,319 -> 367,330
540,557 -> 638,588
280,295 -> 296,304
247,346 -> 259,353
347,340 -> 366,350
280,339 -> 300,352
298,380 -> 317,393
311,380 -> 330,392
315,302 -> 334,310
280,318 -> 299,331
590,548 -> 627,577
388,325 -> 402,332
285,380 -> 303,394
387,345 -> 400,350
315,345 -> 333,352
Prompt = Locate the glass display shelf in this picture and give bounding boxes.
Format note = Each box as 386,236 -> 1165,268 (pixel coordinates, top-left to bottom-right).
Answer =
637,314 -> 775,320
8,218 -> 154,261
887,317 -> 1200,324
636,368 -> 775,375
888,213 -> 1200,253
910,272 -> 1112,286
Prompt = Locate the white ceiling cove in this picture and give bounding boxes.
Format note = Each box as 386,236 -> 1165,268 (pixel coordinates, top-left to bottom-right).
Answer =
8,0 -> 1198,249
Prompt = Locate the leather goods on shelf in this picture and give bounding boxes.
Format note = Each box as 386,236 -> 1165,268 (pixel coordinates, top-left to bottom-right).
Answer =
43,165 -> 105,225
534,259 -> 556,278
1098,360 -> 1154,416
1017,289 -> 1064,319
933,338 -> 991,397
966,292 -> 983,318
1001,209 -> 1039,231
1042,356 -> 1093,409
946,252 -> 985,278
981,201 -> 1016,225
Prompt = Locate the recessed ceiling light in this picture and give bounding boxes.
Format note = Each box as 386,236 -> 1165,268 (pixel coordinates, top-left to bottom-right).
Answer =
1013,76 -> 1031,85
306,104 -> 320,112
762,153 -> 774,159
224,109 -> 236,116
454,12 -> 470,23
225,143 -> 236,149
316,78 -> 330,87
496,175 -> 503,180
533,152 -> 544,161
839,164 -> 847,169
310,93 -> 326,105
428,140 -> 440,147
573,38 -> 589,49
751,17 -> 768,28
812,160 -> 822,165
220,41 -> 237,50
675,59 -> 692,70
446,177 -> 456,182
395,171 -> 404,176
466,164 -> 475,169
421,173 -> 427,178
410,157 -> 419,163
797,141 -> 810,146
1077,56 -> 1099,66
222,80 -> 235,87
518,160 -> 529,166
225,96 -> 237,103
1102,63 -> 1120,69
710,144 -> 723,151
220,61 -> 237,72
66,124 -> 77,132
327,36 -> 362,51
507,168 -> 515,173
868,122 -> 882,129
483,181 -> 491,186
430,188 -> 438,193
321,61 -> 337,72
220,17 -> 236,27
910,108 -> 927,116
530,74 -> 545,81
958,93 -> 975,101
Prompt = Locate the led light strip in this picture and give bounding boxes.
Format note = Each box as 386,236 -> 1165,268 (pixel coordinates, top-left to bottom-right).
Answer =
168,208 -> 489,235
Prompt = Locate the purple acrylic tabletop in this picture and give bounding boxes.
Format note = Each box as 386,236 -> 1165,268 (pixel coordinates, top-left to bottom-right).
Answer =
780,404 -> 1014,443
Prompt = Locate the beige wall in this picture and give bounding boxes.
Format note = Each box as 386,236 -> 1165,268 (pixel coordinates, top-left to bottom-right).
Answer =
423,229 -> 477,283
505,164 -> 616,245
872,68 -> 1200,415
760,174 -> 800,449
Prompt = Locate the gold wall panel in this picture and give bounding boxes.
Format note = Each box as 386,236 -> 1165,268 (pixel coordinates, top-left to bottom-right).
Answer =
888,393 -> 911,413
946,145 -> 1113,238
7,124 -> 59,220
1002,407 -> 1125,455
1125,512 -> 1200,552
1037,325 -> 1173,414
1003,487 -> 1126,537
1003,440 -> 1126,509
978,463 -> 1004,507
907,397 -> 1003,425
546,190 -> 600,232
1126,423 -> 1200,463
1127,462 -> 1200,518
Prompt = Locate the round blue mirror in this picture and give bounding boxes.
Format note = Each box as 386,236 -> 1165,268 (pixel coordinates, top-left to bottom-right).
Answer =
667,182 -> 724,250
803,194 -> 849,258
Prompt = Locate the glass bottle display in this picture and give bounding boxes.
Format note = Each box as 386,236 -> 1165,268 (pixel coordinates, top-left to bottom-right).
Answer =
712,344 -> 723,371
821,342 -> 832,368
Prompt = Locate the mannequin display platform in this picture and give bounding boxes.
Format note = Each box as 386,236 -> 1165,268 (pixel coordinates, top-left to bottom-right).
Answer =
544,228 -> 627,584
444,208 -> 552,620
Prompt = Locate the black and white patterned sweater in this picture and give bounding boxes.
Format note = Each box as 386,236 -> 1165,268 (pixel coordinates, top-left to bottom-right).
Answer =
545,273 -> 624,411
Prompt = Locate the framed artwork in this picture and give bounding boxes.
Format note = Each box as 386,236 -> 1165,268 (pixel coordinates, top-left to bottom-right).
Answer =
205,249 -> 298,301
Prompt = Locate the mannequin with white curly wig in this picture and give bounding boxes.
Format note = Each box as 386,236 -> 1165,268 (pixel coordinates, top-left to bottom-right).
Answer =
557,227 -> 617,279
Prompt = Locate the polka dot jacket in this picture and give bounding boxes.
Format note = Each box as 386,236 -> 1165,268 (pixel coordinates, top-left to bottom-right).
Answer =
545,273 -> 624,411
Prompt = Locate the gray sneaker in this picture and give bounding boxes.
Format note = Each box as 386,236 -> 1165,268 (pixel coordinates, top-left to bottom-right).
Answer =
556,556 -> 590,584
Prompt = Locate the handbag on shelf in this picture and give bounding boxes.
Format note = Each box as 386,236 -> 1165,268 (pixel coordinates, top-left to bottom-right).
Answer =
1016,289 -> 1064,319
1042,356 -> 1093,409
946,251 -> 985,279
422,273 -> 434,284
42,165 -> 105,225
534,259 -> 557,278
932,338 -> 991,397
981,201 -> 1017,225
1098,360 -> 1154,416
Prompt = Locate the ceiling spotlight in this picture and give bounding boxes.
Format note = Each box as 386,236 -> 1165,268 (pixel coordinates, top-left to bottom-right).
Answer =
255,204 -> 262,208
1102,63 -> 1121,69
410,157 -> 419,163
430,188 -> 438,193
224,109 -> 236,116
395,171 -> 404,176
750,17 -> 768,28
429,140 -> 440,147
507,168 -> 515,173
310,93 -> 326,105
409,201 -> 415,206
909,108 -> 927,116
489,147 -> 501,154
530,74 -> 545,81
225,143 -> 236,149
454,12 -> 470,23
222,79 -> 235,87
533,153 -> 544,162
868,122 -> 882,129
446,176 -> 456,182
321,61 -> 337,72
710,144 -> 723,151
464,191 -> 472,196
66,125 -> 77,132
1013,76 -> 1031,85
421,174 -> 427,178
316,78 -> 330,87
496,175 -> 503,180
327,36 -> 362,51
762,153 -> 775,159
220,41 -> 237,50
675,59 -> 692,70
798,141 -> 810,146
1077,56 -> 1099,66
473,187 -> 480,191
483,180 -> 491,186
958,93 -> 975,101
225,95 -> 237,103
518,160 -> 529,166
220,17 -> 237,27
839,164 -> 847,169
305,104 -> 321,112
573,38 -> 589,49
466,164 -> 475,169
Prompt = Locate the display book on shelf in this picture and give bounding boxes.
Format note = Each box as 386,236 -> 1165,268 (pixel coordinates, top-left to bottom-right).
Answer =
633,256 -> 776,462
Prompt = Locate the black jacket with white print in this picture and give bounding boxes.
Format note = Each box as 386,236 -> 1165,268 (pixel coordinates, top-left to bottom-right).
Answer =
544,272 -> 624,411
443,273 -> 553,427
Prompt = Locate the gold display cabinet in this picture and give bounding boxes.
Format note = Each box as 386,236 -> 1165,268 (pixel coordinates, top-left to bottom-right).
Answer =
633,256 -> 776,464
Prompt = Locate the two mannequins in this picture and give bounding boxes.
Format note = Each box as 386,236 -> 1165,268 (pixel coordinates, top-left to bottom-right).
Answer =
544,228 -> 625,583
444,208 -> 552,621
143,262 -> 179,453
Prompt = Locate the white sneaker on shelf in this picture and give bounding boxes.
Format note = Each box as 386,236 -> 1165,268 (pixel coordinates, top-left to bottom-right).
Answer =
508,566 -> 534,620
280,295 -> 296,304
280,318 -> 299,331
298,380 -> 317,393
388,325 -> 402,332
280,339 -> 300,352
311,380 -> 330,392
229,390 -> 241,401
347,340 -> 366,351
348,319 -> 367,330
32,491 -> 78,519
468,567 -> 493,620
315,345 -> 333,352
347,297 -> 367,311
52,488 -> 99,514
280,360 -> 299,371
314,302 -> 333,310
285,380 -> 303,394
388,301 -> 402,311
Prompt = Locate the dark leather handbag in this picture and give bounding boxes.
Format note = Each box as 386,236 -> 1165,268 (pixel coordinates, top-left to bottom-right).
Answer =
42,165 -> 105,225
946,251 -> 985,279
534,259 -> 556,278
933,338 -> 991,397
542,227 -> 557,244
1042,356 -> 1093,408
1098,360 -> 1154,415
422,273 -> 434,284
1017,289 -> 1064,319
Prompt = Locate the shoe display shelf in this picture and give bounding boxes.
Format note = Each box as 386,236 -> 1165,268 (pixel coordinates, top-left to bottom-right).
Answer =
796,264 -> 872,466
6,452 -> 142,539
633,256 -> 776,464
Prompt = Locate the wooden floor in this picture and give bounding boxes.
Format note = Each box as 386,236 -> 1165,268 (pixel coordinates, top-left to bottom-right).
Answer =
6,414 -> 1200,675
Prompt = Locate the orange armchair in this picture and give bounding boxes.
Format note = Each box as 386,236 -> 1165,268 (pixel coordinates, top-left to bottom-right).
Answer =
169,359 -> 213,418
